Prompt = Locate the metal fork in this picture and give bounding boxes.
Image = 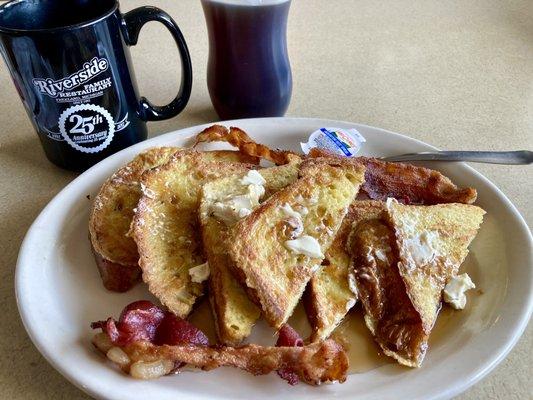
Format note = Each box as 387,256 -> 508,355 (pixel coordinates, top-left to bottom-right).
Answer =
381,150 -> 533,165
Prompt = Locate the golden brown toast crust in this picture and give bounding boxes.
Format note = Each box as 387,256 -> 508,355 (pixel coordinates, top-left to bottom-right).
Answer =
203,220 -> 260,345
200,164 -> 300,345
347,201 -> 427,367
132,150 -> 257,318
304,203 -> 359,342
200,179 -> 261,345
302,153 -> 478,341
228,161 -> 366,329
348,199 -> 485,367
386,199 -> 485,332
89,147 -> 179,292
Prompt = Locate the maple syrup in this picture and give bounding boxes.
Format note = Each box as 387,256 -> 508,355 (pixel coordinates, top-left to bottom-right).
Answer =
331,307 -> 392,373
187,262 -> 483,375
188,298 -> 218,344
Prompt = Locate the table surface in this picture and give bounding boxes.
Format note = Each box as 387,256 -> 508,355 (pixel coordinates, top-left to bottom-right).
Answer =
0,0 -> 531,398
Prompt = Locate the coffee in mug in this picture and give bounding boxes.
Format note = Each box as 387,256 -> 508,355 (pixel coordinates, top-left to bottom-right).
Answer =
202,0 -> 292,120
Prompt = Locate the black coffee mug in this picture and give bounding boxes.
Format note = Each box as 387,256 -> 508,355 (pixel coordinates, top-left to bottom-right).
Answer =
0,0 -> 192,171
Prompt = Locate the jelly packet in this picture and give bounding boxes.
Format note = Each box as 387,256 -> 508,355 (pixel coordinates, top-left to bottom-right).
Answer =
301,127 -> 366,157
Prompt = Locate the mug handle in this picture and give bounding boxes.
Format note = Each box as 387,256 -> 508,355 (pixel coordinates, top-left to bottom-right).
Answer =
122,6 -> 192,121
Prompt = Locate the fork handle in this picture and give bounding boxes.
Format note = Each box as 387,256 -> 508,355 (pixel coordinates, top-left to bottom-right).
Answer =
383,151 -> 533,165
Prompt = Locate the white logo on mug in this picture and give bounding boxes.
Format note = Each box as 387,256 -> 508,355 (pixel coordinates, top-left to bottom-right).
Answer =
58,104 -> 115,153
32,57 -> 109,98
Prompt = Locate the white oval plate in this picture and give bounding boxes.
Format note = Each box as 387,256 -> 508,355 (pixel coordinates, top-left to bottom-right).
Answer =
16,118 -> 532,400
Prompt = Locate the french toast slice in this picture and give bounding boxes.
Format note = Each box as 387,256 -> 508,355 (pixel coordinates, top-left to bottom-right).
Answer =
228,160 -> 366,330
349,199 -> 484,367
132,150 -> 258,318
200,164 -> 300,345
89,147 -> 178,292
304,204 -> 359,342
385,198 -> 485,332
301,154 -> 478,340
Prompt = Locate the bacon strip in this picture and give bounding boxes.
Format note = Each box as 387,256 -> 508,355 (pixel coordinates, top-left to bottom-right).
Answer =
306,150 -> 477,204
194,125 -> 301,166
92,301 -> 347,385
276,324 -> 304,385
91,301 -> 208,347
95,338 -> 348,386
194,128 -> 476,204
358,156 -> 477,204
91,300 -> 165,346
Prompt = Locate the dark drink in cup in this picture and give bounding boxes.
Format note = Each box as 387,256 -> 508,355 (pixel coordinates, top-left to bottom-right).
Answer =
202,0 -> 292,120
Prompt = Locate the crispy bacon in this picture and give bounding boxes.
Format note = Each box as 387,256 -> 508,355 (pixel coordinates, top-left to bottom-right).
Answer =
305,150 -> 477,205
92,302 -> 347,385
358,156 -> 477,204
193,128 -> 476,205
194,125 -> 301,166
93,338 -> 348,386
277,324 -> 304,347
154,313 -> 209,346
276,324 -> 304,385
91,300 -> 165,346
91,301 -> 207,347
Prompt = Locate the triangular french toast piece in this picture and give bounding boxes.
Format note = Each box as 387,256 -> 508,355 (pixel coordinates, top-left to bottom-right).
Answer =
385,198 -> 485,332
302,153 -> 478,341
304,204 -> 358,342
349,199 -> 484,367
349,200 -> 426,367
227,160 -> 366,329
199,164 -> 300,345
132,150 -> 258,318
89,147 -> 178,292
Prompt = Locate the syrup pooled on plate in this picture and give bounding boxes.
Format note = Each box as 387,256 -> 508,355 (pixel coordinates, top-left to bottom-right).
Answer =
287,303 -> 391,374
188,298 -> 219,344
330,307 -> 392,373
186,262 -> 483,375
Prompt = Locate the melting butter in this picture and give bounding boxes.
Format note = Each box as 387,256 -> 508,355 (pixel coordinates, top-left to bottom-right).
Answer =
285,235 -> 324,258
188,262 -> 210,283
443,273 -> 475,310
240,170 -> 266,186
211,182 -> 265,225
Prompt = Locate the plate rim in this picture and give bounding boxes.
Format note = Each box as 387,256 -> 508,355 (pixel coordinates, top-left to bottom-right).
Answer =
15,117 -> 533,400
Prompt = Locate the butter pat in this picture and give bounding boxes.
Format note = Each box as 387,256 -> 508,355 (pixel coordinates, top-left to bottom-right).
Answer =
301,127 -> 366,157
211,182 -> 265,225
189,262 -> 210,283
443,273 -> 475,310
348,271 -> 358,296
280,203 -> 302,220
345,298 -> 356,311
403,230 -> 440,266
296,205 -> 309,215
374,248 -> 389,262
365,245 -> 391,264
240,170 -> 266,186
279,203 -> 305,238
285,235 -> 324,258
